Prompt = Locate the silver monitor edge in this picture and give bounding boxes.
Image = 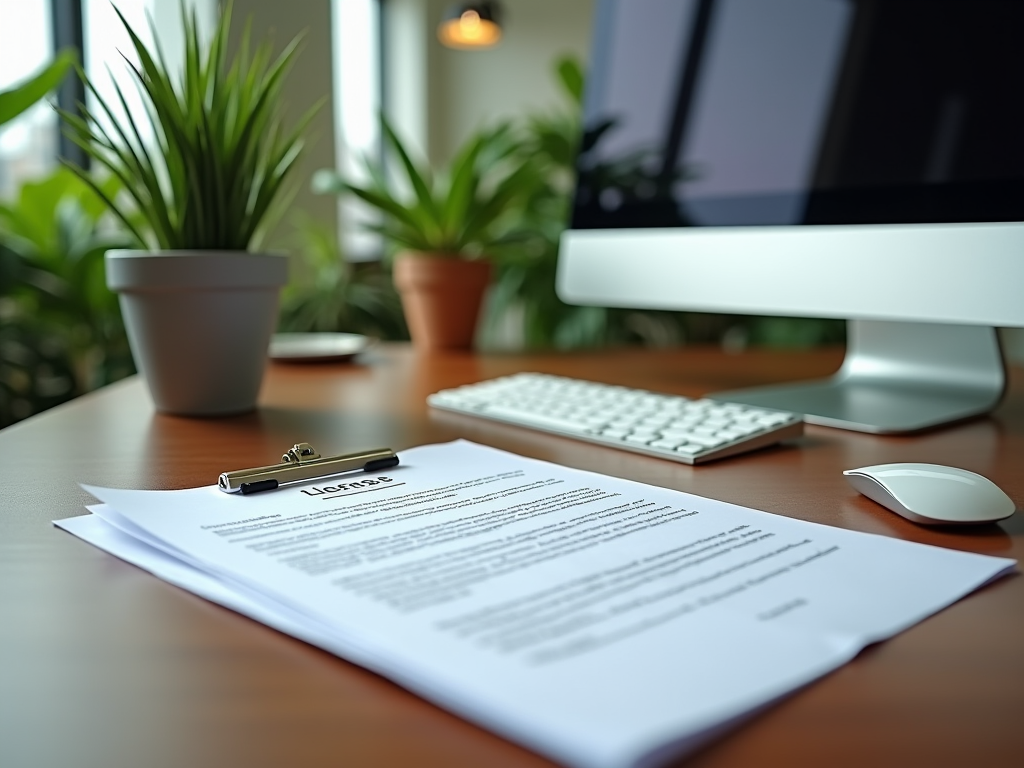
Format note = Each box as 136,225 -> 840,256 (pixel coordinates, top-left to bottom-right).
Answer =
558,221 -> 1024,329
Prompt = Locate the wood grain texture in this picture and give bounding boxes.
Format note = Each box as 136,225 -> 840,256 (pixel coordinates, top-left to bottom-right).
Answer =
2,344 -> 1021,768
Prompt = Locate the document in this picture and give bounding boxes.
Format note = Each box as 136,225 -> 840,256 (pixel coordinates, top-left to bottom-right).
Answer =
56,440 -> 1015,768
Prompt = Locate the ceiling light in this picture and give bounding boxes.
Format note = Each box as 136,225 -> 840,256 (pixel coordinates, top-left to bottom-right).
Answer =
437,2 -> 503,50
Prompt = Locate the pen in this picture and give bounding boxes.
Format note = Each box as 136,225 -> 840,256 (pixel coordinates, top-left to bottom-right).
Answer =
218,443 -> 400,495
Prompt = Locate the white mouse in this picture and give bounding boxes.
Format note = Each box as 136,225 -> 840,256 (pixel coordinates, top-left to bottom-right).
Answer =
843,463 -> 1016,525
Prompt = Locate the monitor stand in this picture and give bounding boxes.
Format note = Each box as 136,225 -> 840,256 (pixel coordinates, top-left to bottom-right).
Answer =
710,320 -> 1007,434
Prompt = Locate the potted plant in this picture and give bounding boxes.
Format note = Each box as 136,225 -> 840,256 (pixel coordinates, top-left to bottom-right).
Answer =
313,119 -> 539,350
60,4 -> 314,415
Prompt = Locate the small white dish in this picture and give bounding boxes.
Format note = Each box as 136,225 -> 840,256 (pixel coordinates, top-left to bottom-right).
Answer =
268,333 -> 373,363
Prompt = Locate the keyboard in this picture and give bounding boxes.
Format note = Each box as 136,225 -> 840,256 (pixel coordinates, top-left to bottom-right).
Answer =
428,373 -> 804,464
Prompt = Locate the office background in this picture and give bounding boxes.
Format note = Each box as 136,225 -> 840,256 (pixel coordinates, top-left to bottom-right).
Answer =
1,0 -> 1021,430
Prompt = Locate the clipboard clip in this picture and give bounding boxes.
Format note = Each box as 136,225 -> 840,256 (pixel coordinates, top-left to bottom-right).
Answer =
218,442 -> 400,495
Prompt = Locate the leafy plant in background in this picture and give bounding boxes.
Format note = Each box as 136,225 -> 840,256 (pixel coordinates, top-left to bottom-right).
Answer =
0,49 -> 130,427
312,118 -> 541,259
0,169 -> 135,427
60,2 -> 316,251
278,216 -> 407,340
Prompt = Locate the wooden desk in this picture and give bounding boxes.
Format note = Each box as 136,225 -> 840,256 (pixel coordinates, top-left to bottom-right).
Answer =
2,345 -> 1022,768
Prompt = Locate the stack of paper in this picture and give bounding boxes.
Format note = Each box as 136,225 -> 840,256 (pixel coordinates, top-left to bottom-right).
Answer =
56,440 -> 1014,768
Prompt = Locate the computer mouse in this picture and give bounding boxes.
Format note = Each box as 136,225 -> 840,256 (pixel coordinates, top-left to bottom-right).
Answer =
843,463 -> 1016,525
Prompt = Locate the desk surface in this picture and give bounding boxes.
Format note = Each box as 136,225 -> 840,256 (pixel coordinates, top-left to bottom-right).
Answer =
2,344 -> 1022,768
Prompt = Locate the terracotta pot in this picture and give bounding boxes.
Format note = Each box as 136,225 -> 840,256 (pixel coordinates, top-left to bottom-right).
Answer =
106,250 -> 287,416
392,254 -> 492,350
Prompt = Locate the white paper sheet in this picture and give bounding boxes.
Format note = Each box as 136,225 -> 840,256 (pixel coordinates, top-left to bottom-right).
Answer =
57,440 -> 1016,768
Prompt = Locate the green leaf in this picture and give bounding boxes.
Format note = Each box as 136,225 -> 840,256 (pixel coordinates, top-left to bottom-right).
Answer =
440,134 -> 485,240
555,56 -> 585,106
59,159 -> 147,247
345,184 -> 429,237
380,116 -> 439,221
0,50 -> 76,128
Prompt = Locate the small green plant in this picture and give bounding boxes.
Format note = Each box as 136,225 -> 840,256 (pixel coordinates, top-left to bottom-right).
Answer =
60,3 -> 315,251
312,118 -> 541,258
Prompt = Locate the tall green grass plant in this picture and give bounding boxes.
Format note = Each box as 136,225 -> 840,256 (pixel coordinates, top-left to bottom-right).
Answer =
60,3 -> 315,251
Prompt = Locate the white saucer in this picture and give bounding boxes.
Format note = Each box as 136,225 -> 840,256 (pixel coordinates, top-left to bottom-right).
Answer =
268,333 -> 373,363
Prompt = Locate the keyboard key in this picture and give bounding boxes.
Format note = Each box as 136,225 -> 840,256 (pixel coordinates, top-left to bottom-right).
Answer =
703,417 -> 732,427
640,416 -> 671,427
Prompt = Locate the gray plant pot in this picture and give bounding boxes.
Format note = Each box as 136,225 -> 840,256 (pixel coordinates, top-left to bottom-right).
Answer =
106,250 -> 288,416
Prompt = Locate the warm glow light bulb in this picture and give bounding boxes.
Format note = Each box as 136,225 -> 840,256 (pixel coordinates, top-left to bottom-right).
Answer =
438,4 -> 502,49
460,10 -> 482,39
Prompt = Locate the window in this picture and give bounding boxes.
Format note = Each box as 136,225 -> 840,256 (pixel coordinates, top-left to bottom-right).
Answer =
333,0 -> 383,259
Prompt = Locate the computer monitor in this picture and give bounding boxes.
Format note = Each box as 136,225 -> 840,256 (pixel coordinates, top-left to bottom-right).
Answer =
557,0 -> 1024,433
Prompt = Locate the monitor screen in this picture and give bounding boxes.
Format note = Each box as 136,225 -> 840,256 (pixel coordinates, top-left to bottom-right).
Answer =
572,0 -> 1024,230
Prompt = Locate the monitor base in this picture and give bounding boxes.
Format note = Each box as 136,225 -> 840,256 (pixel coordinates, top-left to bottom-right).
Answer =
711,320 -> 1007,434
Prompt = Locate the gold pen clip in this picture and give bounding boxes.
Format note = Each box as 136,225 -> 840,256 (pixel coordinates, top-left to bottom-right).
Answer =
218,443 -> 400,495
